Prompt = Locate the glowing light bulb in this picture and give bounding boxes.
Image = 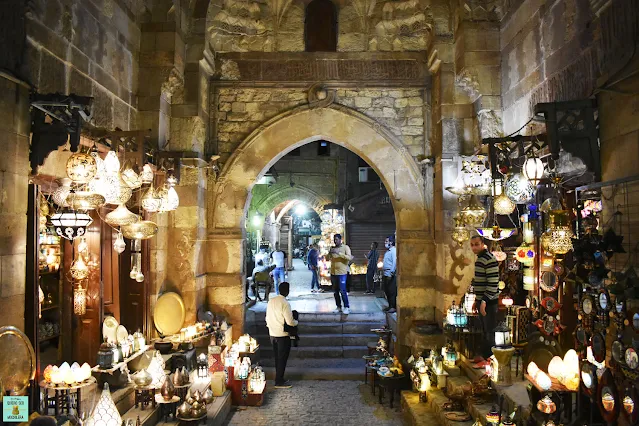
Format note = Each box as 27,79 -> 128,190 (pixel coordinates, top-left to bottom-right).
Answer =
113,232 -> 126,254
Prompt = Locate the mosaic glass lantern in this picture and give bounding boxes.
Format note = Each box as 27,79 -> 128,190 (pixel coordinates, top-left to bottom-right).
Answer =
505,173 -> 534,204
444,344 -> 458,367
105,204 -> 139,227
197,353 -> 209,378
51,211 -> 93,240
85,383 -> 122,426
74,283 -> 87,316
451,214 -> 470,246
515,243 -> 535,265
66,152 -> 98,184
523,155 -> 544,186
464,286 -> 476,313
537,394 -> 556,414
460,195 -> 487,226
546,210 -> 574,255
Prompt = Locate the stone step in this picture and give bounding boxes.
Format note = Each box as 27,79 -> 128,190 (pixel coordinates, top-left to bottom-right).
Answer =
260,357 -> 364,381
260,345 -> 369,359
401,391 -> 445,426
255,333 -> 378,347
248,321 -> 385,335
250,311 -> 386,323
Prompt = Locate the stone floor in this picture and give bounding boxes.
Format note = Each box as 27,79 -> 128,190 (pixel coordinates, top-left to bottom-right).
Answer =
222,380 -> 403,426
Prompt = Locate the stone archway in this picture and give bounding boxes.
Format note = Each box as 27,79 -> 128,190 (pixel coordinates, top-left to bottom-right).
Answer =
205,104 -> 436,354
251,185 -> 330,217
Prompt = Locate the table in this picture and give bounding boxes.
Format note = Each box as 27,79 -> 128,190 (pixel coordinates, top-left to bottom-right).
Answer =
155,394 -> 180,421
364,365 -> 379,395
40,376 -> 96,416
134,385 -> 157,409
376,374 -> 407,408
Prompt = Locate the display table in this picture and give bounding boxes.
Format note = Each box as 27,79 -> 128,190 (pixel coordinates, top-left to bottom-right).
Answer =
40,376 -> 96,416
174,383 -> 191,401
376,373 -> 408,409
224,365 -> 264,406
134,385 -> 157,409
155,394 -> 180,422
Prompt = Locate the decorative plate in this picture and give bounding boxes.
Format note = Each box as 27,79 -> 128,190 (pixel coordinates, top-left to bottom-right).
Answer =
116,325 -> 128,344
102,316 -> 119,344
153,292 -> 186,336
0,326 -> 36,395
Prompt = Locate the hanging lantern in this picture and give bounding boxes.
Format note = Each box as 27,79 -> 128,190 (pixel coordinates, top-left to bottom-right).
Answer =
476,226 -> 516,241
141,164 -> 154,184
74,283 -> 87,316
121,221 -> 158,240
105,204 -> 139,227
113,232 -> 126,254
460,195 -> 487,226
67,191 -> 106,210
66,152 -> 98,184
121,161 -> 143,189
493,193 -> 516,215
540,197 -> 562,213
445,173 -> 468,196
52,178 -> 72,207
103,176 -> 133,205
451,214 -> 470,246
515,243 -> 535,265
50,211 -> 93,240
70,254 -> 89,280
491,245 -> 507,262
141,184 -> 160,213
523,222 -> 534,244
464,286 -> 476,313
103,151 -> 121,176
85,383 -> 122,426
523,155 -> 544,186
523,268 -> 535,290
156,184 -> 179,213
502,295 -> 514,308
546,210 -> 573,255
537,395 -> 557,414
505,173 -> 534,204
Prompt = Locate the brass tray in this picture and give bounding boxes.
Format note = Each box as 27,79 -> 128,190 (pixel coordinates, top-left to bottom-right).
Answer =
153,292 -> 186,336
0,326 -> 36,395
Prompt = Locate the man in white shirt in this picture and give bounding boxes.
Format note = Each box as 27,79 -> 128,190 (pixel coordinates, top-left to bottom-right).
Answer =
270,243 -> 287,295
265,281 -> 297,388
382,235 -> 397,313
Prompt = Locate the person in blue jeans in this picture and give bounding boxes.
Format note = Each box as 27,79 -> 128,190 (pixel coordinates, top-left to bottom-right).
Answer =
326,234 -> 353,315
270,243 -> 287,295
307,244 -> 320,293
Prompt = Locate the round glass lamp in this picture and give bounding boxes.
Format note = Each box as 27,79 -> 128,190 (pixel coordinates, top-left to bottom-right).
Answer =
113,232 -> 126,254
505,173 -> 534,204
141,185 -> 160,213
121,161 -> 142,189
494,193 -> 516,215
515,243 -> 535,265
491,245 -> 507,262
66,152 -> 97,184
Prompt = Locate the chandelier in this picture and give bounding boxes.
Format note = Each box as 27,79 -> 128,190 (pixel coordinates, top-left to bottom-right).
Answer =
460,195 -> 487,227
476,225 -> 516,241
446,156 -> 492,196
50,211 -> 93,240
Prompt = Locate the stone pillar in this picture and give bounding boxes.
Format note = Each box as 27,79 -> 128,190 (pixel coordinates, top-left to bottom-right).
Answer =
0,76 -> 30,329
287,217 -> 293,269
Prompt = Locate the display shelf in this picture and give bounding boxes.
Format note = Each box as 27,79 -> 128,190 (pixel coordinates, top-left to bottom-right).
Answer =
92,345 -> 149,373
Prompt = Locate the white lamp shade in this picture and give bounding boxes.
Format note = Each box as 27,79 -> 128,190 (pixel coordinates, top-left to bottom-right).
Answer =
104,151 -> 121,175
523,157 -> 544,184
548,356 -> 565,380
86,383 -> 122,426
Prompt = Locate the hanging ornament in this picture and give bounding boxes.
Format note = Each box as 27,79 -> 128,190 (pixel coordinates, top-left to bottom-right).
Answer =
121,161 -> 143,189
546,210 -> 574,255
52,178 -> 72,207
136,271 -> 145,283
66,152 -> 98,184
476,225 -> 516,241
460,195 -> 487,227
515,242 -> 536,265
113,232 -> 126,254
104,204 -> 139,227
102,176 -> 133,205
141,164 -> 154,184
505,173 -> 534,204
491,244 -> 507,262
451,214 -> 470,246
523,155 -> 544,186
493,193 -> 516,215
70,254 -> 89,280
121,221 -> 158,240
74,283 -> 87,316
141,184 -> 160,213
104,151 -> 121,176
91,151 -> 106,176
67,191 -> 106,210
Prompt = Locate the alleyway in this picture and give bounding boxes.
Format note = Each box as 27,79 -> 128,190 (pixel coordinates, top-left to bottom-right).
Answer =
222,380 -> 402,426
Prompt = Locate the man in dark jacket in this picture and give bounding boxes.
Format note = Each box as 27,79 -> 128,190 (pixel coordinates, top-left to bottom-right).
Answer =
365,242 -> 379,294
307,244 -> 320,293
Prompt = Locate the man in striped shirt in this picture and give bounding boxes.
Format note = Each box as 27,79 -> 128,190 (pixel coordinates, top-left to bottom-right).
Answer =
470,235 -> 500,367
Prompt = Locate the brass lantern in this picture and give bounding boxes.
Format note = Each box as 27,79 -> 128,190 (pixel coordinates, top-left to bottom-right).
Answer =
451,214 -> 470,246
546,210 -> 573,255
460,195 -> 487,227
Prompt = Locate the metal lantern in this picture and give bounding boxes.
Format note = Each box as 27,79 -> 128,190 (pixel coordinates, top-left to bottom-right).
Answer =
494,193 -> 516,215
121,221 -> 158,240
73,283 -> 87,316
486,405 -> 501,425
141,184 -> 160,213
104,204 -> 139,227
113,232 -> 126,254
494,322 -> 512,347
476,226 -> 516,241
197,353 -> 209,378
546,210 -> 573,255
70,254 -> 89,280
505,173 -> 534,204
50,210 -> 93,240
52,178 -> 72,207
460,195 -> 487,226
523,155 -> 544,186
444,344 -> 457,367
67,191 -> 106,210
66,152 -> 98,184
451,214 -> 470,246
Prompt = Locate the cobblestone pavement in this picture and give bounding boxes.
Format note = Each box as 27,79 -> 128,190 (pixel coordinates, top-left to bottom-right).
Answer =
222,380 -> 403,426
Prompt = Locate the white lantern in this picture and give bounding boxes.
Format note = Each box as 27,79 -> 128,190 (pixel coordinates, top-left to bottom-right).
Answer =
50,211 -> 93,240
103,151 -> 121,176
85,383 -> 122,426
523,156 -> 544,186
113,232 -> 126,254
52,178 -> 72,207
141,164 -> 154,184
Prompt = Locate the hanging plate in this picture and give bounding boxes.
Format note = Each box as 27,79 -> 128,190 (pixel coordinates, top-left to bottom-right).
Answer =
0,326 -> 36,395
116,325 -> 128,344
102,316 -> 119,344
153,292 -> 186,337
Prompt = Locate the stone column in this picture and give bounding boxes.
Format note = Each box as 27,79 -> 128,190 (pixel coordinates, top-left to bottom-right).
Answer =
0,76 -> 30,329
287,217 -> 293,269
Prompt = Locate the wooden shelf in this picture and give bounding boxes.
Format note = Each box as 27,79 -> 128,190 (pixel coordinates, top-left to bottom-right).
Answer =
92,345 -> 149,374
39,334 -> 60,342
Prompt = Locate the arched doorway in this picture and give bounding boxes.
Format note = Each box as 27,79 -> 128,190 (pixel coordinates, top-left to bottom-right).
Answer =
206,105 -> 435,354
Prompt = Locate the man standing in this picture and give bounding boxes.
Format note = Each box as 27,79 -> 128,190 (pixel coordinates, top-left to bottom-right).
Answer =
365,242 -> 379,294
270,243 -> 287,295
265,281 -> 297,388
469,235 -> 500,367
307,244 -> 320,293
382,236 -> 397,313
327,234 -> 353,314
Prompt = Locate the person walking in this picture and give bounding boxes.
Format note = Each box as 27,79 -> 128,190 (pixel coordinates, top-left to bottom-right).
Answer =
382,235 -> 397,313
266,281 -> 297,388
469,235 -> 500,368
307,244 -> 320,293
326,234 -> 353,314
270,243 -> 287,295
365,242 -> 379,294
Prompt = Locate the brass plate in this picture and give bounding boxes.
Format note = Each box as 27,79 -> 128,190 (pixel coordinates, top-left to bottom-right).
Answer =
154,292 -> 186,336
0,326 -> 36,395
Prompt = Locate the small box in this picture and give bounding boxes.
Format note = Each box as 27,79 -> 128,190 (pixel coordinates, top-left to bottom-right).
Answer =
208,345 -> 225,373
211,372 -> 226,396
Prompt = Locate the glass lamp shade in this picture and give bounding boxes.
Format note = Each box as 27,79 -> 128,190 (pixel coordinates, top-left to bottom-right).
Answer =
141,164 -> 154,184
523,268 -> 535,290
451,215 -> 470,246
156,185 -> 179,212
563,349 -> 579,376
148,352 -> 166,388
624,396 -> 634,414
537,395 -> 557,414
50,211 -> 93,240
602,393 -> 615,412
121,221 -> 158,240
104,151 -> 121,176
121,162 -> 142,189
515,243 -> 535,265
85,383 -> 122,426
523,156 -> 544,185
91,151 -> 106,176
141,185 -> 160,213
505,173 -> 534,204
476,226 -> 516,241
74,283 -> 87,316
582,366 -> 594,389
67,191 -> 106,210
113,232 -> 126,254
104,204 -> 139,227
536,371 -> 552,390
460,195 -> 487,226
66,152 -> 98,183
502,295 -> 514,307
53,178 -> 72,207
70,254 -> 89,280
548,356 -> 565,381
494,193 -> 516,215
107,176 -> 133,205
493,323 -> 511,347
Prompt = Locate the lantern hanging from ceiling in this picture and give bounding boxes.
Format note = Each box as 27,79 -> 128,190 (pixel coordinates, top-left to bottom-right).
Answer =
515,243 -> 535,265
523,268 -> 535,290
494,193 -> 516,215
113,232 -> 126,254
103,151 -> 121,176
66,152 -> 98,184
121,221 -> 158,240
85,383 -> 122,426
445,173 -> 467,196
91,151 -> 106,176
141,184 -> 160,213
505,173 -> 534,204
460,195 -> 487,226
74,283 -> 87,316
104,204 -> 139,227
50,211 -> 93,240
67,191 -> 106,210
141,164 -> 154,184
476,226 -> 516,241
70,253 -> 89,280
546,210 -> 574,255
451,214 -> 470,246
540,197 -> 562,213
52,178 -> 72,208
121,161 -> 143,189
523,155 -> 544,186
491,245 -> 507,262
522,222 -> 535,244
